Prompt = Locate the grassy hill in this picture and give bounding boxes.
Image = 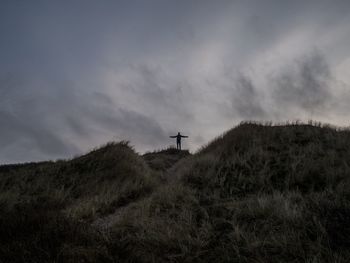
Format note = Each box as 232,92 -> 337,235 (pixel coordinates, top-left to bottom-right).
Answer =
1,122 -> 350,262
143,147 -> 191,172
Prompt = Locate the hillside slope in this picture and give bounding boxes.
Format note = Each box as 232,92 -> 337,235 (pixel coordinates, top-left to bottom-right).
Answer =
1,123 -> 350,262
0,142 -> 162,262
0,141 -> 157,220
143,147 -> 191,172
180,122 -> 350,198
109,123 -> 350,263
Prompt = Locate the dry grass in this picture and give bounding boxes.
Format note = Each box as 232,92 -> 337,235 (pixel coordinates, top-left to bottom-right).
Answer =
143,146 -> 191,172
1,122 -> 350,262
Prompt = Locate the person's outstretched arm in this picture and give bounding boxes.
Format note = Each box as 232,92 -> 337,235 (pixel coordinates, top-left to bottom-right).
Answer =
181,135 -> 188,138
169,135 -> 177,138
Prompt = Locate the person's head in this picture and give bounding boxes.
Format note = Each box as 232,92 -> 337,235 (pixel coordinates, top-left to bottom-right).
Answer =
178,132 -> 180,135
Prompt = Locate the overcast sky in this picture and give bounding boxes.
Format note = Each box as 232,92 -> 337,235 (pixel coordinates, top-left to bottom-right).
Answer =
1,0 -> 350,163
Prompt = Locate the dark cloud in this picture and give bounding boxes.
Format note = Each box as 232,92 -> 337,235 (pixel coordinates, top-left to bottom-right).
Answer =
231,74 -> 266,120
117,64 -> 194,121
0,73 -> 167,163
273,51 -> 332,113
1,1 -> 350,163
0,88 -> 78,163
219,51 -> 342,123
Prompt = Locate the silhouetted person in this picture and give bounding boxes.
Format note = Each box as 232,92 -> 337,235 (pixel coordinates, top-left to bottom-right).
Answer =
170,132 -> 188,150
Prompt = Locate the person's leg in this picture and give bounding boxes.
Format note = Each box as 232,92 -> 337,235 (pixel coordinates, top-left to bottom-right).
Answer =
177,141 -> 180,149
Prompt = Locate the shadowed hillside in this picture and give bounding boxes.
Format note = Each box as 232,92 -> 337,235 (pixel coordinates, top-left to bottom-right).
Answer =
143,147 -> 191,172
0,142 -> 162,262
1,122 -> 350,262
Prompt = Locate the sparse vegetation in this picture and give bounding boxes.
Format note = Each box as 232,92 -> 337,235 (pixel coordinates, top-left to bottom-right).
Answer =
143,146 -> 191,172
1,122 -> 350,262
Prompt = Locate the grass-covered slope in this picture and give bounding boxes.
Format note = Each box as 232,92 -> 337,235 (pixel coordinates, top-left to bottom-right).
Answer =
0,141 -> 157,220
1,123 -> 350,262
181,122 -> 350,199
109,123 -> 350,263
143,147 -> 191,172
0,142 -> 159,262
170,123 -> 350,262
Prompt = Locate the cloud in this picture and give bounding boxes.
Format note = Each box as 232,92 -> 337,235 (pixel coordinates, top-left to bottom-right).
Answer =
0,81 -> 78,163
272,51 -> 332,114
1,1 -> 350,163
0,73 -> 167,163
218,50 -> 342,123
231,74 -> 266,120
